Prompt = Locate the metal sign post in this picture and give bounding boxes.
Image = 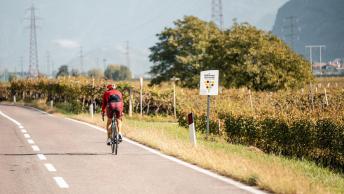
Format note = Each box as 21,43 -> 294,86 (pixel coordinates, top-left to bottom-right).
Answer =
206,95 -> 210,135
200,70 -> 219,137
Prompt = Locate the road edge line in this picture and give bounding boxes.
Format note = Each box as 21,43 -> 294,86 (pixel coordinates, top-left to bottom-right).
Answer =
65,117 -> 266,194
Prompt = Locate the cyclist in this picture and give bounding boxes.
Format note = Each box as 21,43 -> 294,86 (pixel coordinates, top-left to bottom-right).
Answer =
101,84 -> 124,145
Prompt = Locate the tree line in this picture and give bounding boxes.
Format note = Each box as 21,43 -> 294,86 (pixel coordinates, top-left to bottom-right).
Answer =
55,64 -> 132,81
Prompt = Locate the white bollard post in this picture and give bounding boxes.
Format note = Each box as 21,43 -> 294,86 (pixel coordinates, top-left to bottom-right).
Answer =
13,95 -> 16,104
188,113 -> 197,146
89,103 -> 94,119
50,100 -> 54,108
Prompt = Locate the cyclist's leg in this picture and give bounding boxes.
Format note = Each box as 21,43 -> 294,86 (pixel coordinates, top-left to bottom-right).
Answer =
116,118 -> 122,134
105,108 -> 113,139
115,111 -> 123,134
106,117 -> 112,139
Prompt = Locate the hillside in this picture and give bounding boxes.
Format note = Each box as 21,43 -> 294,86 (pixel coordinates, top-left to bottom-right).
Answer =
272,0 -> 344,62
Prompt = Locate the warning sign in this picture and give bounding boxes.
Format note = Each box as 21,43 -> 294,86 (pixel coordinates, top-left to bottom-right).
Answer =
200,70 -> 219,96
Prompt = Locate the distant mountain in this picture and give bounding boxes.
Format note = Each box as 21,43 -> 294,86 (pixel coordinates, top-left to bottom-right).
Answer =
272,0 -> 344,62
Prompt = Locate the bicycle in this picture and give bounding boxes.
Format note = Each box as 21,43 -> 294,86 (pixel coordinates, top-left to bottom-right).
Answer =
103,113 -> 119,155
110,113 -> 119,155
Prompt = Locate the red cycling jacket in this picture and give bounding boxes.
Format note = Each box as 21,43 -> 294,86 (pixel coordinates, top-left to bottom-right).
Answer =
101,89 -> 123,113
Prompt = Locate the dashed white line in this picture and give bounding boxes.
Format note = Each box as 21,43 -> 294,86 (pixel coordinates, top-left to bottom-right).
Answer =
31,145 -> 40,151
53,177 -> 69,188
37,154 -> 47,160
0,109 -> 70,189
44,163 -> 57,172
24,133 -> 31,138
27,139 -> 35,144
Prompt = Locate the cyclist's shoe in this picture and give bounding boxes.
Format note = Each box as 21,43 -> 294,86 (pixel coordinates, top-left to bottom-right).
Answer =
106,138 -> 111,145
118,133 -> 123,143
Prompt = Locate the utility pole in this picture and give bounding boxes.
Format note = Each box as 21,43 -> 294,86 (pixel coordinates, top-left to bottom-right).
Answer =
283,16 -> 299,50
211,0 -> 224,30
28,2 -> 40,77
103,58 -> 107,71
79,46 -> 84,75
20,56 -> 24,77
125,41 -> 131,77
46,51 -> 50,77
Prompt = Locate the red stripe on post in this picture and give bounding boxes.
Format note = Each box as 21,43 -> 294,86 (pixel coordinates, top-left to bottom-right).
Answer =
188,113 -> 194,125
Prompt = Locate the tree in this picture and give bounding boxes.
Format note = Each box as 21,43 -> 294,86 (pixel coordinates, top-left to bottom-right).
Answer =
104,64 -> 132,81
70,69 -> 80,77
149,16 -> 221,88
206,22 -> 313,91
56,65 -> 69,78
88,68 -> 104,79
8,73 -> 17,82
149,16 -> 313,91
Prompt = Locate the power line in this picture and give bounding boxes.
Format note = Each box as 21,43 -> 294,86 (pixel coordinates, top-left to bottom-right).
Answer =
28,2 -> 40,77
211,0 -> 224,30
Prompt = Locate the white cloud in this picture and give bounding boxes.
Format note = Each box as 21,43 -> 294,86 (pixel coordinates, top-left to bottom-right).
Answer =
53,39 -> 80,49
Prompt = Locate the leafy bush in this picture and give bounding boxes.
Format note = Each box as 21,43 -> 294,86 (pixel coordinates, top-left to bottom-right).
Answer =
223,114 -> 344,171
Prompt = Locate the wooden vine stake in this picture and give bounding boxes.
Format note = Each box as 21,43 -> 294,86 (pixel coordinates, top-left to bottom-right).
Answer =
324,88 -> 329,106
310,83 -> 314,111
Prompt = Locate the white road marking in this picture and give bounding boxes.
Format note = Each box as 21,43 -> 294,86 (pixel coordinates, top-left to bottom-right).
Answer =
32,145 -> 40,151
25,106 -> 54,117
0,109 -> 69,189
66,117 -> 266,194
24,133 -> 31,138
37,154 -> 47,160
0,111 -> 21,126
44,163 -> 56,172
27,139 -> 35,144
53,177 -> 69,188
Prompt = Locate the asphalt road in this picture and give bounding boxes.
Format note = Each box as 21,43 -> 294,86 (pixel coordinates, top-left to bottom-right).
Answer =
0,104 -> 265,194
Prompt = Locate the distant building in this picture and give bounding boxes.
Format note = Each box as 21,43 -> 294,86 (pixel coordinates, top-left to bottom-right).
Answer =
313,59 -> 344,76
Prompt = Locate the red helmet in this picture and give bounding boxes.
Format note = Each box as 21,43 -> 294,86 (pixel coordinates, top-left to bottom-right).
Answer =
107,84 -> 114,90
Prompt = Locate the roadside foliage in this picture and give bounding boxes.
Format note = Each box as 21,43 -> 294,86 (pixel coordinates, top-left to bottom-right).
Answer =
0,77 -> 343,172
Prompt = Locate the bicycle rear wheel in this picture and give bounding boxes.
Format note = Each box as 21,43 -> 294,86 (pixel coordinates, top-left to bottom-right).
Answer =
111,116 -> 118,155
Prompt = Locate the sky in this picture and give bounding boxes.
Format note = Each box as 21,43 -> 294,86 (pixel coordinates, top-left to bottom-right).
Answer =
0,0 -> 288,76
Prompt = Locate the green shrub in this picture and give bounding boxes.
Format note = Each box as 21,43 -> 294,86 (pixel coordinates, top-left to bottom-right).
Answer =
223,114 -> 344,171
